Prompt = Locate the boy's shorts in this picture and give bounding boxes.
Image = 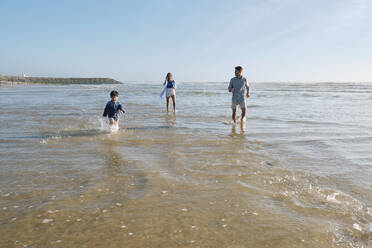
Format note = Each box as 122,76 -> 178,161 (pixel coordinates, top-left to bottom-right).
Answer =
232,100 -> 246,110
109,118 -> 118,124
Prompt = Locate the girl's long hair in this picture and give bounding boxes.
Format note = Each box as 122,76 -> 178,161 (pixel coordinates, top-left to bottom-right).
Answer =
164,72 -> 172,85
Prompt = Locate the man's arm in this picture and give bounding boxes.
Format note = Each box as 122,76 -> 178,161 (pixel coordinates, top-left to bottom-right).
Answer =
246,80 -> 250,98
228,79 -> 234,93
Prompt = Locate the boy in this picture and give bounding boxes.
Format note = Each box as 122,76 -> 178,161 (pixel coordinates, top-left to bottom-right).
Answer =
103,90 -> 125,130
228,66 -> 250,123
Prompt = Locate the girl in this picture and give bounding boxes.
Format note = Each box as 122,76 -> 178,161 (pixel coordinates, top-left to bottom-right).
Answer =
163,72 -> 176,112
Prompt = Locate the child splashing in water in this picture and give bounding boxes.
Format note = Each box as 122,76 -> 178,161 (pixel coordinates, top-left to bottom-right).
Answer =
163,72 -> 176,113
103,90 -> 125,132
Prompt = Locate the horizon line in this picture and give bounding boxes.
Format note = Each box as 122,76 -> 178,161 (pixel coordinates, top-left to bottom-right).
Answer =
2,74 -> 372,84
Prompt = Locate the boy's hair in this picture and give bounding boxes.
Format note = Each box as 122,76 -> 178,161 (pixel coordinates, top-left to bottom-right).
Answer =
110,90 -> 119,98
235,66 -> 243,71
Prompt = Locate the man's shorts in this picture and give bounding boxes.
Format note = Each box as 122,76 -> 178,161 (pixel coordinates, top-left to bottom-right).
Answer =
231,100 -> 246,110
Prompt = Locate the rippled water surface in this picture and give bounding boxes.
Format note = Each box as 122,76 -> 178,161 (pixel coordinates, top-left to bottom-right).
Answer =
0,82 -> 371,247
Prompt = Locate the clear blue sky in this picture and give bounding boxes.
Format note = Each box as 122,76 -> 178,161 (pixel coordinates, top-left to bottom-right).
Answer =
1,0 -> 371,82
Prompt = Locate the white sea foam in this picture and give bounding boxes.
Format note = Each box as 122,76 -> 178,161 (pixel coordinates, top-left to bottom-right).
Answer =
99,118 -> 106,131
326,192 -> 341,204
42,219 -> 53,223
353,223 -> 362,231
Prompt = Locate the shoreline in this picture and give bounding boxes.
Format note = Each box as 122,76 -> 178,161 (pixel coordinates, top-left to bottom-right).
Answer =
0,81 -> 122,85
0,75 -> 122,85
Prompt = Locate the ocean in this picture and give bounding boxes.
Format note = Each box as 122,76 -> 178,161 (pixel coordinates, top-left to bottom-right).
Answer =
0,82 -> 371,247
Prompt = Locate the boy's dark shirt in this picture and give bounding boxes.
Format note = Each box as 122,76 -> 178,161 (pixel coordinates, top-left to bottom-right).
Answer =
103,100 -> 124,120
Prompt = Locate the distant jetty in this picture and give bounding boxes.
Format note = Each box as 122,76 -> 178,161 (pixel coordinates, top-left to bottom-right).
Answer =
0,75 -> 121,85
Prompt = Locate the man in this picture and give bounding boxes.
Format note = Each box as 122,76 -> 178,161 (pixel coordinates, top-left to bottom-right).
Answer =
228,66 -> 250,123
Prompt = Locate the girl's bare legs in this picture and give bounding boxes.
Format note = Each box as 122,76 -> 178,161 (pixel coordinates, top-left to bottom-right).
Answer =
166,97 -> 170,112
171,95 -> 176,112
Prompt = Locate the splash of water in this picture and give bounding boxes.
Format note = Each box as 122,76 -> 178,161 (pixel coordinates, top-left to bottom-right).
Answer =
110,122 -> 119,132
100,117 -> 120,133
99,117 -> 110,131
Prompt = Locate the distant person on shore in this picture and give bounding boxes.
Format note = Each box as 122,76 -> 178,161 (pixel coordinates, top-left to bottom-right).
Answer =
103,90 -> 125,131
228,66 -> 250,123
162,72 -> 176,112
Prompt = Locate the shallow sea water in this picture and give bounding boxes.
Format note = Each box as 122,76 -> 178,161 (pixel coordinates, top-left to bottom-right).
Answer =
0,82 -> 371,247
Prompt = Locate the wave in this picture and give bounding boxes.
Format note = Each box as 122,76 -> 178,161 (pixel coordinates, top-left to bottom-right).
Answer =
236,169 -> 372,247
1,125 -> 174,141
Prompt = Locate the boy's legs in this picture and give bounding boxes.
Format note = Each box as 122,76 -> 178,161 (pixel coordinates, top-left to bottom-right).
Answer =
109,118 -> 118,128
114,119 -> 119,130
171,95 -> 176,112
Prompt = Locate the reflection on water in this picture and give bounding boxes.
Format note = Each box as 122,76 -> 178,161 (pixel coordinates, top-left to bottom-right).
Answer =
0,82 -> 371,247
165,112 -> 177,127
104,135 -> 148,200
231,122 -> 246,136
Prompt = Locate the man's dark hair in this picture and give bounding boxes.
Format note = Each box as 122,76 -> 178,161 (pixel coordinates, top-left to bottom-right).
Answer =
235,66 -> 243,71
110,90 -> 119,98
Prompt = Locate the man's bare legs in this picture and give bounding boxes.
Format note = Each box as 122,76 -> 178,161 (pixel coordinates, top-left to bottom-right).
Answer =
232,107 -> 246,123
232,108 -> 237,123
241,107 -> 246,122
171,95 -> 176,112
